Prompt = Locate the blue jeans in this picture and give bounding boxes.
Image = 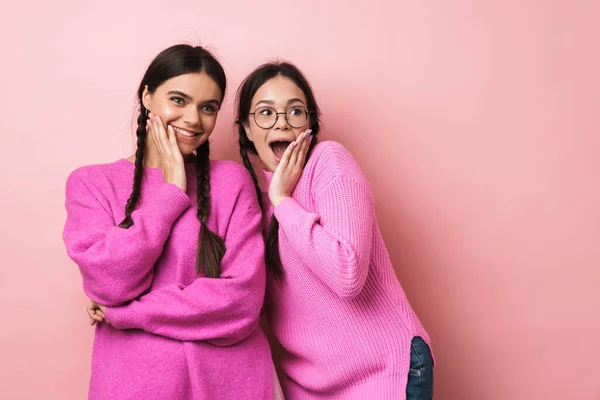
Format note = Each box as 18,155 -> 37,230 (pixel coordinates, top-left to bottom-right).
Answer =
406,336 -> 434,399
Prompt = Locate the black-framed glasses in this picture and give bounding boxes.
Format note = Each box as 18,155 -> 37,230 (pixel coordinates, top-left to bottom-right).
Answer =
249,106 -> 311,129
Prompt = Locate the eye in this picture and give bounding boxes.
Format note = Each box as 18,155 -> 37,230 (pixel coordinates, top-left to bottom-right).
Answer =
259,108 -> 274,116
201,105 -> 218,114
288,107 -> 303,116
170,96 -> 185,105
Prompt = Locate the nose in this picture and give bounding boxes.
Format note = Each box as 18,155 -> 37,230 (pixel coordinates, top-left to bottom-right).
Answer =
183,107 -> 202,128
273,112 -> 290,130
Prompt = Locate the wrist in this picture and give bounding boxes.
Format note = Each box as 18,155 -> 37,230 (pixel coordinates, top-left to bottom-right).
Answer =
270,194 -> 288,208
165,176 -> 186,191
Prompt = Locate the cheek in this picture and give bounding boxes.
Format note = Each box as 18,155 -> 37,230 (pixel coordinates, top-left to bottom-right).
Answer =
201,115 -> 218,132
251,130 -> 270,149
155,103 -> 181,123
248,121 -> 270,143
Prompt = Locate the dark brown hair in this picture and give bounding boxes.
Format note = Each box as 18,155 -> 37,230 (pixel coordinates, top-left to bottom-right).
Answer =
119,44 -> 227,278
235,62 -> 321,278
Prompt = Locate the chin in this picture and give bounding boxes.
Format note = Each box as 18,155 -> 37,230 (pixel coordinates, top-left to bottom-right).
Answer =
178,149 -> 194,156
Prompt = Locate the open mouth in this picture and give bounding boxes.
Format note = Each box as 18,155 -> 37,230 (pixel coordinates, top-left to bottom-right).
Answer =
171,125 -> 202,138
269,140 -> 292,161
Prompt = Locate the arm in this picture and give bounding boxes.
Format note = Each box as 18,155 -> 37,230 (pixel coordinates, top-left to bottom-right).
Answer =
63,171 -> 190,306
275,175 -> 374,298
268,138 -> 375,298
103,175 -> 266,345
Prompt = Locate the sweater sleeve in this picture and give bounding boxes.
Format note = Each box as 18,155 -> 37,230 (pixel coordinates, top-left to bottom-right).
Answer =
104,175 -> 266,346
63,170 -> 191,306
274,175 -> 375,299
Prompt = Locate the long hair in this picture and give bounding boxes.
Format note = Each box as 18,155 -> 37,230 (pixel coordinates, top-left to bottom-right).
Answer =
119,44 -> 227,277
234,62 -> 322,278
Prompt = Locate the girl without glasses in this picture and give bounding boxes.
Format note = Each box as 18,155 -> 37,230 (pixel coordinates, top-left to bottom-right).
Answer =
63,45 -> 274,399
235,62 -> 434,400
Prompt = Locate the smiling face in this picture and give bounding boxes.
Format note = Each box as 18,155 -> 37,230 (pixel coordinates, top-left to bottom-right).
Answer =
243,76 -> 311,172
142,72 -> 223,157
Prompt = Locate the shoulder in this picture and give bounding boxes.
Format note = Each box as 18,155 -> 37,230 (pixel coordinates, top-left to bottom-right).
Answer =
66,160 -> 128,195
209,159 -> 254,187
304,141 -> 369,189
310,140 -> 351,159
209,159 -> 259,201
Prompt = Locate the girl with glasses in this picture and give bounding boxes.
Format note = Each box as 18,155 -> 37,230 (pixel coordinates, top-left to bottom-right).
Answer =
235,62 -> 434,400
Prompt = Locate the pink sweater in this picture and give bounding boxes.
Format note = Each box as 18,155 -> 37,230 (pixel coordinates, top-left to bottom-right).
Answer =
263,141 -> 432,399
63,159 -> 272,400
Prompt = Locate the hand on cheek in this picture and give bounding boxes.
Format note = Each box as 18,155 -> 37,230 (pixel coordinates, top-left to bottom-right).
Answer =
268,129 -> 312,207
148,113 -> 187,192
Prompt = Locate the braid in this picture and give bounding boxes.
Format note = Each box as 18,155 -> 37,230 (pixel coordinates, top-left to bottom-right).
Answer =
266,216 -> 283,279
238,129 -> 283,278
234,61 -> 323,280
195,141 -> 226,277
239,140 -> 263,210
264,135 -> 319,279
118,106 -> 148,228
196,142 -> 211,224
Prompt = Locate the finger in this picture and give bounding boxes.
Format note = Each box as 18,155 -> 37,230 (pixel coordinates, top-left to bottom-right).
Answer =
148,115 -> 161,150
87,303 -> 103,318
87,301 -> 97,313
156,116 -> 172,156
288,133 -> 306,166
279,141 -> 296,169
147,118 -> 158,149
156,115 -> 168,139
167,125 -> 179,150
87,304 -> 100,325
91,313 -> 104,322
149,117 -> 166,158
150,115 -> 164,148
296,130 -> 312,167
297,130 -> 310,154
153,116 -> 163,144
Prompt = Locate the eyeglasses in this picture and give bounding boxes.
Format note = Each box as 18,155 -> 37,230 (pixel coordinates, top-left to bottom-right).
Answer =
249,106 -> 311,129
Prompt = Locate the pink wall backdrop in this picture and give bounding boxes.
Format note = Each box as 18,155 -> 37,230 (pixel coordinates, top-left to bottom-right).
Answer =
1,1 -> 598,399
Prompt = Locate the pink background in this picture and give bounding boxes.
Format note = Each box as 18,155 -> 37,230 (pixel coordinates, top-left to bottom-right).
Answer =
1,1 -> 599,399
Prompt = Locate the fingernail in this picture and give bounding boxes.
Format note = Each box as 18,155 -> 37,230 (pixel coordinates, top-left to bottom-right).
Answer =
307,129 -> 313,135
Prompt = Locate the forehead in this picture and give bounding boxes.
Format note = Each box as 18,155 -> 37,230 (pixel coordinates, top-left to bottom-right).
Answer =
252,76 -> 306,106
155,72 -> 222,101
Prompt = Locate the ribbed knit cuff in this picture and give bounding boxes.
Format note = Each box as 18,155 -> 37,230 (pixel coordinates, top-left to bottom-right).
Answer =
104,305 -> 146,331
147,183 -> 191,223
273,197 -> 307,226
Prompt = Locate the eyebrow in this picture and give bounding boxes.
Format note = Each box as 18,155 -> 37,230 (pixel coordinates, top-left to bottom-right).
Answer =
167,90 -> 221,106
204,99 -> 222,107
167,90 -> 193,100
254,98 -> 306,107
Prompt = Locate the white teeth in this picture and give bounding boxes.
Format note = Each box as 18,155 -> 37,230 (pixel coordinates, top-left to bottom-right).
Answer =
172,126 -> 197,137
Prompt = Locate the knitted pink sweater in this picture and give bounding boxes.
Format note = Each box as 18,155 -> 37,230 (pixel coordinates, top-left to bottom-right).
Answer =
263,141 -> 432,399
63,159 -> 272,400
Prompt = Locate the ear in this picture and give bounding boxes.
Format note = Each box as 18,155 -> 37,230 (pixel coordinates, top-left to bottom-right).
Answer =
141,85 -> 152,111
242,122 -> 253,142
